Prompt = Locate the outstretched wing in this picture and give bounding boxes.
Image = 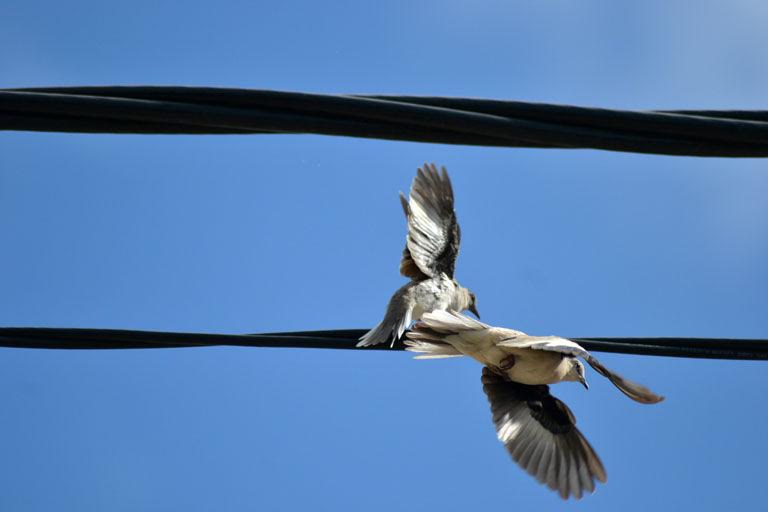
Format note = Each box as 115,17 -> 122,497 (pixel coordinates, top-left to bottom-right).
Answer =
498,336 -> 665,404
580,354 -> 664,405
481,368 -> 606,500
399,163 -> 461,280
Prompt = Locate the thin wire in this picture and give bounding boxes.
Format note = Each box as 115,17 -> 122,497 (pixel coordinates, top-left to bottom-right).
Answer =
1,327 -> 767,360
3,86 -> 768,157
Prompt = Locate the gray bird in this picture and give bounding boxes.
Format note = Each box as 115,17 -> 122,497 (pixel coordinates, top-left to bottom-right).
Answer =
357,164 -> 479,347
406,310 -> 664,500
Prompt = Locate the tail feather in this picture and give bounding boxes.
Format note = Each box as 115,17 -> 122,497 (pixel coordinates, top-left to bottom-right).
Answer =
403,326 -> 445,343
416,309 -> 489,334
404,310 -> 481,360
404,338 -> 463,359
357,299 -> 413,348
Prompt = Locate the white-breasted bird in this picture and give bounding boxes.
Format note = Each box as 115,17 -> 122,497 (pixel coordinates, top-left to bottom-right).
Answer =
357,164 -> 479,347
405,310 -> 664,500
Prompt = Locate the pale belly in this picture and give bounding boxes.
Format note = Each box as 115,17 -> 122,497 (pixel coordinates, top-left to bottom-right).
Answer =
410,278 -> 456,319
441,328 -> 570,386
504,350 -> 568,385
467,344 -> 567,385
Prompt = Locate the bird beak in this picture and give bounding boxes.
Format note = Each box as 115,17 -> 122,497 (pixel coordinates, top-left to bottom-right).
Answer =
468,304 -> 480,319
579,376 -> 589,390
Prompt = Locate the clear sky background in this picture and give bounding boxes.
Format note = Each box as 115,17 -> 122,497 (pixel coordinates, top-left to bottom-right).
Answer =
2,1 -> 768,511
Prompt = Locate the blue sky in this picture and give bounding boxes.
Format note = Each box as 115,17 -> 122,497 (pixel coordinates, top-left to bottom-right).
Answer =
2,1 -> 768,510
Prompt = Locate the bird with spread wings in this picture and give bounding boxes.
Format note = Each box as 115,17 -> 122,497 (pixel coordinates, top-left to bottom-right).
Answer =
406,310 -> 664,499
358,163 -> 479,347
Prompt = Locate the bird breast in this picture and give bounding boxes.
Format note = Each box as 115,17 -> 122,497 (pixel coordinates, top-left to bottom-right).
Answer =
451,333 -> 569,385
410,275 -> 457,312
502,349 -> 571,385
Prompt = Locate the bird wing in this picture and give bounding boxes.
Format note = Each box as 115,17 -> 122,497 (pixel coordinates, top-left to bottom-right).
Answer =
580,353 -> 664,404
498,336 -> 664,404
399,163 -> 461,280
481,367 -> 606,500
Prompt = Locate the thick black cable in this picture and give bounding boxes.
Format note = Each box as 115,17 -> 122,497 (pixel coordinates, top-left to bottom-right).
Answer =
3,86 -> 768,157
1,327 -> 767,360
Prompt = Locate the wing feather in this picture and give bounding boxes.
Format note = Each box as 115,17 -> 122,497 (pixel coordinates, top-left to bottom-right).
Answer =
481,368 -> 606,500
398,163 -> 461,279
499,335 -> 664,404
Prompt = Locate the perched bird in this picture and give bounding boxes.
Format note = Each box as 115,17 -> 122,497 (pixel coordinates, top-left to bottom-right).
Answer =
357,164 -> 479,347
405,310 -> 664,500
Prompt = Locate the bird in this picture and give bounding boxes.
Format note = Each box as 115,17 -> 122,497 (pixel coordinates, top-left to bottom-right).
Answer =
357,163 -> 479,347
405,310 -> 664,500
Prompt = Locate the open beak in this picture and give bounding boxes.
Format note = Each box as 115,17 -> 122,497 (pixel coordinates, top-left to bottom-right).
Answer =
579,376 -> 589,390
468,304 -> 480,319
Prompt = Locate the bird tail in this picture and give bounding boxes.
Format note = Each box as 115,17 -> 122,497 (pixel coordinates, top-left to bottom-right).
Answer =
404,310 -> 485,358
403,338 -> 463,359
357,296 -> 413,348
413,309 -> 489,334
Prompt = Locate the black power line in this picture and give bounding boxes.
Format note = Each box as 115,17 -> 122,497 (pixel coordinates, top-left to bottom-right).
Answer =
2,86 -> 766,360
3,86 -> 768,157
1,327 -> 767,360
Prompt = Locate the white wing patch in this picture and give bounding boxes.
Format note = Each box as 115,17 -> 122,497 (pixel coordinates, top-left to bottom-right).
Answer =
499,335 -> 588,358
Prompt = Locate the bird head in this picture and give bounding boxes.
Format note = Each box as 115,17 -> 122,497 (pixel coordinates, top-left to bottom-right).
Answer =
566,358 -> 589,390
467,291 -> 480,319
